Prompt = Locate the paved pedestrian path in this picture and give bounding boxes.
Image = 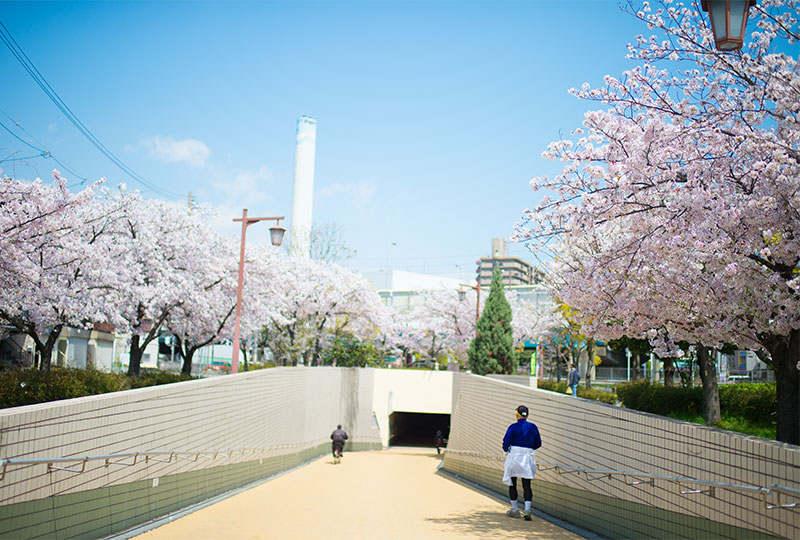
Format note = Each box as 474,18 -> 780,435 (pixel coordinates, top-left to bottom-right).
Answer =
134,447 -> 584,540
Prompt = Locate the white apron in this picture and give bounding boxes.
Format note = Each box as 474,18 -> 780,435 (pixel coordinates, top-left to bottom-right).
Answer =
502,445 -> 536,486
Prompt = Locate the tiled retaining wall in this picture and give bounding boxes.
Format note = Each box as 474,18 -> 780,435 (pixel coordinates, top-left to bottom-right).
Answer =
442,374 -> 800,539
0,367 -> 382,539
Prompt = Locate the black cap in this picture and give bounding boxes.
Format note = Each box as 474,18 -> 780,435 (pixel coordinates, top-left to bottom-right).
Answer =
516,405 -> 528,417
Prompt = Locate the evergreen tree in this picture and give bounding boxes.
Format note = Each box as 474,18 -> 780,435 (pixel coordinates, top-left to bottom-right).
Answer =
467,269 -> 515,375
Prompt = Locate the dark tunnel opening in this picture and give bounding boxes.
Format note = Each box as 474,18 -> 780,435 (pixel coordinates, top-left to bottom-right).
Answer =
388,412 -> 451,447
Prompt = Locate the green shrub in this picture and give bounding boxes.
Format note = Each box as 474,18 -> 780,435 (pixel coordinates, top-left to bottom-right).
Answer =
0,368 -> 195,408
616,380 -> 702,416
242,362 -> 271,372
616,381 -> 776,425
616,380 -> 777,439
130,371 -> 192,388
578,388 -> 617,404
537,379 -> 567,393
537,379 -> 617,404
719,383 -> 776,426
322,337 -> 381,367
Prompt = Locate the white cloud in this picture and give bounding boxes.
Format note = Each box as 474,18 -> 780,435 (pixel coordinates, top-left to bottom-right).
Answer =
129,135 -> 211,167
211,165 -> 273,200
201,165 -> 280,238
318,180 -> 377,213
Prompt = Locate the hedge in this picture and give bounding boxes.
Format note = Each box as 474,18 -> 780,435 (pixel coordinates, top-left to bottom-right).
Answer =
0,368 -> 194,409
615,380 -> 775,426
537,379 -> 617,404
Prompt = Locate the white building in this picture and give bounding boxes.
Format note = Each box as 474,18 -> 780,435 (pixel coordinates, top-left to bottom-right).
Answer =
363,270 -> 462,310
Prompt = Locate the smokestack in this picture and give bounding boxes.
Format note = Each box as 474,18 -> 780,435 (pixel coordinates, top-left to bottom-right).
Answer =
290,116 -> 317,258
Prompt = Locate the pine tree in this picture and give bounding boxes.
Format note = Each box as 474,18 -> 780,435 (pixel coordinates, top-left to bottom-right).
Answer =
467,268 -> 516,375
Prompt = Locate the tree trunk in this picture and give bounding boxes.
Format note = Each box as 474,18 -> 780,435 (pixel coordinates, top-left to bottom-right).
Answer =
555,345 -> 561,383
761,329 -> 800,445
241,345 -> 249,370
181,348 -> 195,375
32,325 -> 62,372
697,345 -> 721,425
313,335 -> 323,366
633,354 -> 643,380
128,334 -> 143,377
663,358 -> 675,388
585,339 -> 594,390
128,305 -> 170,377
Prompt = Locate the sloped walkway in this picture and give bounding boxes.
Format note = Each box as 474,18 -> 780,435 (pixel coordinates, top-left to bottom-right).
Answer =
134,447 -> 584,540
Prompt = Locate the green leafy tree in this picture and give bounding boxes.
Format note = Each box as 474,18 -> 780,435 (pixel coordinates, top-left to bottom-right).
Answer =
607,336 -> 654,382
468,269 -> 515,375
322,335 -> 380,367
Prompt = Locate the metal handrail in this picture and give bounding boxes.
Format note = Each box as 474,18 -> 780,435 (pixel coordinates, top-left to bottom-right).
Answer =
444,449 -> 796,511
0,440 -> 324,482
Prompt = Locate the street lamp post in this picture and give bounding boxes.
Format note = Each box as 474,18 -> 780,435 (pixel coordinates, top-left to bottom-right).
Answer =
231,208 -> 285,374
701,0 -> 757,51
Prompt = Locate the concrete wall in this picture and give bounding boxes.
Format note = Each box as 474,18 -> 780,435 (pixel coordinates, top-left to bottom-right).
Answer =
443,374 -> 800,539
3,368 -> 798,539
0,367 -> 382,539
371,369 -> 452,447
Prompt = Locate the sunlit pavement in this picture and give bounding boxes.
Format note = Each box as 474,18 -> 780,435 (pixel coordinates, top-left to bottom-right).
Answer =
133,447 -> 584,540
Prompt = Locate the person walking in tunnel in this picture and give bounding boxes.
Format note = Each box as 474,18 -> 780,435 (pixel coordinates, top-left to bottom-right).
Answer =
434,429 -> 444,455
330,424 -> 348,463
502,405 -> 541,521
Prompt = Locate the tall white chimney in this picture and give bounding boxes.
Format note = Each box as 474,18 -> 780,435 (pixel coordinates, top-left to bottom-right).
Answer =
290,116 -> 317,258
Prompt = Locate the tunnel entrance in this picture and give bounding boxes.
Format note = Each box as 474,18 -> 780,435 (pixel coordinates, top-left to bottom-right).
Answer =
388,412 -> 450,447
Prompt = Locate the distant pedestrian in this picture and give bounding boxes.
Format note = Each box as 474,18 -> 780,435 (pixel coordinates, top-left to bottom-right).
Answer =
434,429 -> 444,455
330,424 -> 348,463
568,364 -> 580,398
502,405 -> 541,521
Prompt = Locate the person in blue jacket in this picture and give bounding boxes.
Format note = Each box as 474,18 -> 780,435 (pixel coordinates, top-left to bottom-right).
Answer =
502,405 -> 542,521
568,364 -> 580,398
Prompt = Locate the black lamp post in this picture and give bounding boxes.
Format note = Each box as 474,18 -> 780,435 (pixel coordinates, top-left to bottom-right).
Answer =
702,0 -> 757,51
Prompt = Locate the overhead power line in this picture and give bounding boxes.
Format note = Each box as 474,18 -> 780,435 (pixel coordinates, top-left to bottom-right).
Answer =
0,21 -> 180,198
0,113 -> 89,186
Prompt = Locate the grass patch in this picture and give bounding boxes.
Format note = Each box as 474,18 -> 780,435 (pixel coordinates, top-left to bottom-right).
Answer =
666,411 -> 776,440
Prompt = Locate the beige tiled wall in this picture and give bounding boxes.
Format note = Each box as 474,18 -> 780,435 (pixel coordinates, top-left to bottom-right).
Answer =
443,374 -> 799,539
3,369 -> 797,538
0,367 -> 381,507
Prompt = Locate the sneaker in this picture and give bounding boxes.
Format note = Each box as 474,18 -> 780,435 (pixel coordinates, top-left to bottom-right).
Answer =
523,511 -> 532,521
506,509 -> 520,518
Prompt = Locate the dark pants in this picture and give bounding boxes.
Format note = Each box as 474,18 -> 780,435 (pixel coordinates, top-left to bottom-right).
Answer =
509,477 -> 532,502
332,443 -> 343,457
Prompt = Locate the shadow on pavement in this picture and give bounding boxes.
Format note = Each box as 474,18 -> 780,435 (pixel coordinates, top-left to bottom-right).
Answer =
425,510 -> 577,538
432,468 -> 591,539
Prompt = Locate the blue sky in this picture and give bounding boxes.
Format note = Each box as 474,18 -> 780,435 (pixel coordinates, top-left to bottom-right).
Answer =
1,0 -> 646,280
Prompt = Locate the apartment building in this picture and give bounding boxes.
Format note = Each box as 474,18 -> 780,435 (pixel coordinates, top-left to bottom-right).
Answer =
475,238 -> 540,287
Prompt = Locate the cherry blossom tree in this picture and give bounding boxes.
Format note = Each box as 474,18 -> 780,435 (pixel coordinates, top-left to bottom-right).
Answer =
507,289 -> 559,346
165,229 -> 239,375
514,0 -> 800,442
0,172 -> 133,370
385,287 -> 480,366
400,288 -> 476,363
259,257 -> 388,366
114,198 -> 226,376
234,243 -> 287,367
